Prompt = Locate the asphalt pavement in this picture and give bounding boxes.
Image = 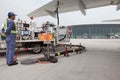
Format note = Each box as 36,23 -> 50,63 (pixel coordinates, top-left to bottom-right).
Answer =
0,39 -> 120,80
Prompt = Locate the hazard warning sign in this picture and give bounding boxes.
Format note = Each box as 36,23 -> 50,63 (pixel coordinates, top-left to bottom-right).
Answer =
38,33 -> 53,41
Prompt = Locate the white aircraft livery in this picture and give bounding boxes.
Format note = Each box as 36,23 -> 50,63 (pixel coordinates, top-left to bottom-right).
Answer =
27,0 -> 120,18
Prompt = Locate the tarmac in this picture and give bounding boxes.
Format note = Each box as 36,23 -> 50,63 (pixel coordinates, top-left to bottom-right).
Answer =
0,39 -> 120,80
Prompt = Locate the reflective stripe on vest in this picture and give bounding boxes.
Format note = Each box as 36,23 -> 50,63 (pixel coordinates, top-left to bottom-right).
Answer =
11,30 -> 16,34
3,21 -> 7,33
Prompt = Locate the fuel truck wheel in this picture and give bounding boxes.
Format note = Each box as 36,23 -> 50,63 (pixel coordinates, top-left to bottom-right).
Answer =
32,44 -> 42,54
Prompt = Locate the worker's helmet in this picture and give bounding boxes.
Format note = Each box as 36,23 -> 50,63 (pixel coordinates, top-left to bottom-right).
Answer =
8,12 -> 17,18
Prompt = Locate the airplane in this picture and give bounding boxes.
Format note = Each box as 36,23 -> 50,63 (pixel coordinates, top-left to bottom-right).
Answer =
26,0 -> 120,61
27,0 -> 120,18
27,0 -> 120,43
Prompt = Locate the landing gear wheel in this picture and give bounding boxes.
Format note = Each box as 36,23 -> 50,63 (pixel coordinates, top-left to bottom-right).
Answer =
50,56 -> 58,63
32,44 -> 42,54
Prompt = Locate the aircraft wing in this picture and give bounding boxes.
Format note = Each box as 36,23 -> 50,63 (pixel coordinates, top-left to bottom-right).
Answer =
27,0 -> 120,18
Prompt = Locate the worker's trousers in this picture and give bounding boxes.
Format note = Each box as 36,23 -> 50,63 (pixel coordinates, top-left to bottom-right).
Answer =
6,34 -> 16,64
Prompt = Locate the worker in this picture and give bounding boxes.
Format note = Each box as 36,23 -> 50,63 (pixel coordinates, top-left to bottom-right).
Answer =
5,12 -> 18,66
29,16 -> 36,39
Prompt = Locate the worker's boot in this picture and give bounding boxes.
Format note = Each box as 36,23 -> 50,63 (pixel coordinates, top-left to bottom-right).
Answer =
8,62 -> 18,66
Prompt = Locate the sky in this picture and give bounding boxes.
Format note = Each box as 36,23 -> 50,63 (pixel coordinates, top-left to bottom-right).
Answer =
0,0 -> 120,26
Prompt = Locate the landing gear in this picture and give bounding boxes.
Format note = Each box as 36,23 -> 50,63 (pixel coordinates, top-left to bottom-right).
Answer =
39,54 -> 58,63
50,56 -> 58,63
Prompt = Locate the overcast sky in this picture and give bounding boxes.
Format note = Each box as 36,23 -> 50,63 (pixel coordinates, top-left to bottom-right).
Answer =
0,0 -> 120,26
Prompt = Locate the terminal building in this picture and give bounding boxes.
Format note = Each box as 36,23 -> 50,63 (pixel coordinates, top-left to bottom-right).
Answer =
71,23 -> 120,39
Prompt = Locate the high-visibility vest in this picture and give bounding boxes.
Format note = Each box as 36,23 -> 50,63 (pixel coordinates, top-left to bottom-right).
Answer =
3,19 -> 17,34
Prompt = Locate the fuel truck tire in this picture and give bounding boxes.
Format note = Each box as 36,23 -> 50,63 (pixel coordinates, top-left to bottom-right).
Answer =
32,44 -> 42,54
